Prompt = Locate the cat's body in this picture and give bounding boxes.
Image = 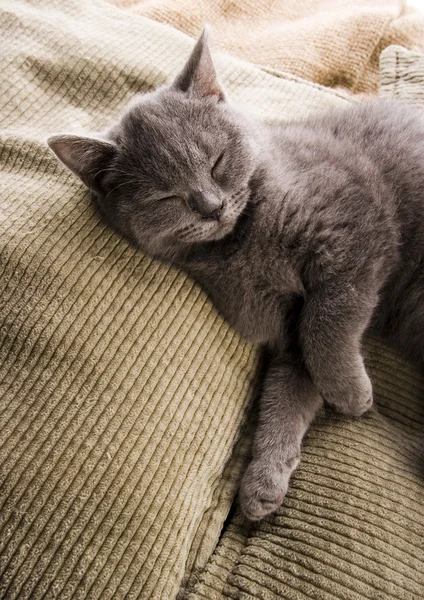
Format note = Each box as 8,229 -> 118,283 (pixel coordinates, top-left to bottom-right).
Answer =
48,31 -> 424,520
181,101 -> 424,362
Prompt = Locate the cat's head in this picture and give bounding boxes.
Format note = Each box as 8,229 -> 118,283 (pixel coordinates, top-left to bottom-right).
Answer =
48,29 -> 261,259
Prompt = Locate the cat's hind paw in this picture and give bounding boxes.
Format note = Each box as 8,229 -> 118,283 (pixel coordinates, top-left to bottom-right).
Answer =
239,455 -> 299,521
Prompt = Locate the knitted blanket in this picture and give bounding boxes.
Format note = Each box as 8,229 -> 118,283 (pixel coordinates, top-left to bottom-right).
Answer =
380,44 -> 424,105
107,0 -> 424,94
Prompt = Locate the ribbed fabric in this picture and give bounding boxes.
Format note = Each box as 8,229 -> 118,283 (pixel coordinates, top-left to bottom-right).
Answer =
0,2 -> 351,599
186,339 -> 424,600
107,0 -> 424,95
380,45 -> 424,106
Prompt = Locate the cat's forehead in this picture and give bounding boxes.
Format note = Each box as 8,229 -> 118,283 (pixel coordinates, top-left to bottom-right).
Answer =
111,93 -> 231,189
119,92 -> 228,151
108,97 -> 214,190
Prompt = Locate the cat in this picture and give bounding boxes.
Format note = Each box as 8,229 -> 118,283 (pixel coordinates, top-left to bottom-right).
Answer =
48,29 -> 424,521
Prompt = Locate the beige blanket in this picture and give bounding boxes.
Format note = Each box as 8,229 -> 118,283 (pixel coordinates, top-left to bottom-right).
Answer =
107,0 -> 424,94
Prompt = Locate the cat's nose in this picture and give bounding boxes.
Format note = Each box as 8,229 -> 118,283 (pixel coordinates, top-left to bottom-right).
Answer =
201,204 -> 223,221
188,191 -> 223,220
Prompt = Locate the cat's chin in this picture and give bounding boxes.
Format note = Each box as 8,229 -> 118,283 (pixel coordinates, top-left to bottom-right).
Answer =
197,217 -> 238,242
209,220 -> 237,241
176,214 -> 238,245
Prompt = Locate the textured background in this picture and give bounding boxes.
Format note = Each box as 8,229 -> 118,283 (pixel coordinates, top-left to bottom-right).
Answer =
107,0 -> 424,94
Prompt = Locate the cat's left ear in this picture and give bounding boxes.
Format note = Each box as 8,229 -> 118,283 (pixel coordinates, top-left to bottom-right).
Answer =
47,134 -> 117,190
172,27 -> 225,102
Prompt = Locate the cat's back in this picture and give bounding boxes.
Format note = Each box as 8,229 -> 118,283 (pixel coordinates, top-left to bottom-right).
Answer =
319,100 -> 424,264
255,103 -> 403,287
265,100 -> 424,277
291,99 -> 424,217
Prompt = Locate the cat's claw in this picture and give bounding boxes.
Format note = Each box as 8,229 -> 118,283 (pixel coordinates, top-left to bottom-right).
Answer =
239,456 -> 299,521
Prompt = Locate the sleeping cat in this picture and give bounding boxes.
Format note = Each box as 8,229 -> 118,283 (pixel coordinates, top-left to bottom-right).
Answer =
48,30 -> 424,521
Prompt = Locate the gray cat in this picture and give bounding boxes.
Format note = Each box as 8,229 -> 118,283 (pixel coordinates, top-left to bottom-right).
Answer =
48,30 -> 424,521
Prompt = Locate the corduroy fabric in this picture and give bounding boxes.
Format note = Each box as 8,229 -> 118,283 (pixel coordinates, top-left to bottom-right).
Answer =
0,1 -> 352,599
106,0 -> 424,95
185,338 -> 424,600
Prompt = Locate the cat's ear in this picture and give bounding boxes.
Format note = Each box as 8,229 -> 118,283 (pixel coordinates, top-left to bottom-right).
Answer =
172,27 -> 225,102
47,134 -> 117,189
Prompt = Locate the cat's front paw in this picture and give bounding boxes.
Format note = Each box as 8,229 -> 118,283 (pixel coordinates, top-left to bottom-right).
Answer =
239,455 -> 299,521
323,370 -> 373,417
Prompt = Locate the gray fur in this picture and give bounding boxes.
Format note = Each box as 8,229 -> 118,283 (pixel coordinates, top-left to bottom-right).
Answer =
48,31 -> 424,521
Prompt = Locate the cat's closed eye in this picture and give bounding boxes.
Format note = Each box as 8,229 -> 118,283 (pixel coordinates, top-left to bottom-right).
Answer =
158,194 -> 181,203
211,152 -> 225,180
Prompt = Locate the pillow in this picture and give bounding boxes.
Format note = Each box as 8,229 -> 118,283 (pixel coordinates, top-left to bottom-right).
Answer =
380,44 -> 424,106
0,1 -> 350,599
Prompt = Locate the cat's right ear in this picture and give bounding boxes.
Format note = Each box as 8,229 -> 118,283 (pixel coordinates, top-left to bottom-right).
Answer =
172,27 -> 225,102
47,134 -> 117,190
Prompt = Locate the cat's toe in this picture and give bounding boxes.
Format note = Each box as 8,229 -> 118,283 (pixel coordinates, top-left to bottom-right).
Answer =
324,373 -> 373,417
326,391 -> 373,417
239,481 -> 286,521
353,391 -> 373,416
239,458 -> 297,521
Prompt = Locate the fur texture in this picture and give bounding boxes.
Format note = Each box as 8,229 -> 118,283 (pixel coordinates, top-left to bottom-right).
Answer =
48,30 -> 424,520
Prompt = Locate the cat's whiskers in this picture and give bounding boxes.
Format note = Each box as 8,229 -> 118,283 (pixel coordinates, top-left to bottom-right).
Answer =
103,179 -> 141,203
178,223 -> 203,242
92,166 -> 133,182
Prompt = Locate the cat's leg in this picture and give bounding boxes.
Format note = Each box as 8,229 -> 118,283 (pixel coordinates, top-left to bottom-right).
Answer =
239,355 -> 322,521
300,286 -> 377,417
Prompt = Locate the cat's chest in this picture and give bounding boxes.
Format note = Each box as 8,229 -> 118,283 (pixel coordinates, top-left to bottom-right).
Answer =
184,210 -> 303,347
231,278 -> 285,345
203,257 -> 297,346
